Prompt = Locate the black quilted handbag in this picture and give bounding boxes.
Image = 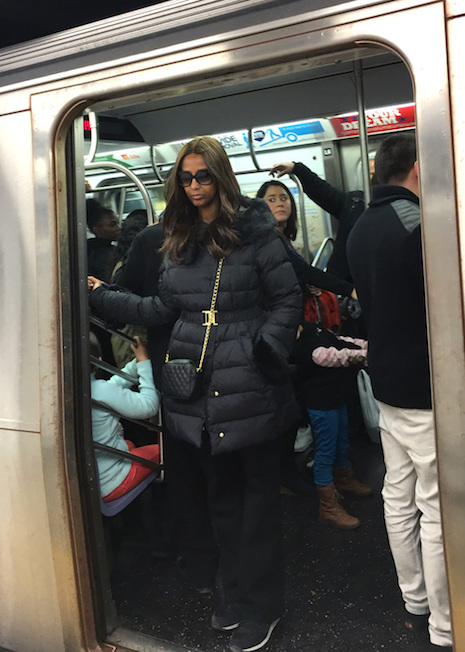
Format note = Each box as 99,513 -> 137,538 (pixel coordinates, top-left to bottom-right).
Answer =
162,359 -> 199,400
162,258 -> 224,401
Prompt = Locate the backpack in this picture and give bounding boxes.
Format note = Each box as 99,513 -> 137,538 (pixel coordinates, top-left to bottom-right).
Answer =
304,288 -> 341,333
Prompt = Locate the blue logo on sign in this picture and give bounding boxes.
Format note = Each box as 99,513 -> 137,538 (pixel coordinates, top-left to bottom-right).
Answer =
244,121 -> 324,148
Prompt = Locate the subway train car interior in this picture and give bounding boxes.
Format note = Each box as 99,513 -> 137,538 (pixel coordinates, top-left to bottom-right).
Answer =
1,1 -> 465,651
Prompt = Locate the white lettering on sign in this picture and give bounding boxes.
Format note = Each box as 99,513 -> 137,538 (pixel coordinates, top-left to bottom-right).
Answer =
219,135 -> 242,149
342,114 -> 400,131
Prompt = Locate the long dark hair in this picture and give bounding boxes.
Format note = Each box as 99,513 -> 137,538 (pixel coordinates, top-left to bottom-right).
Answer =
161,136 -> 242,262
256,180 -> 298,241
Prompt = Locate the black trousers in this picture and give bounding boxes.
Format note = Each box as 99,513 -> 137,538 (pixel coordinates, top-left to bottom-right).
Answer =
199,433 -> 284,623
163,431 -> 219,589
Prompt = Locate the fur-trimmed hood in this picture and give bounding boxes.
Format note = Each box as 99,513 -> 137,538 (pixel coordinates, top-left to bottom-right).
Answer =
232,196 -> 277,244
182,196 -> 277,264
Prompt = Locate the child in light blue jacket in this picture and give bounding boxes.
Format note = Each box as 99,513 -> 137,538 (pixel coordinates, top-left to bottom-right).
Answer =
90,333 -> 160,501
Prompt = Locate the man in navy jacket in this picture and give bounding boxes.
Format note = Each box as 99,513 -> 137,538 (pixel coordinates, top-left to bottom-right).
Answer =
347,134 -> 452,651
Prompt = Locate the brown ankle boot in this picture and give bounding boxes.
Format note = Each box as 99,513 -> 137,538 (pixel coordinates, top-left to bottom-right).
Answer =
317,483 -> 361,529
333,466 -> 373,497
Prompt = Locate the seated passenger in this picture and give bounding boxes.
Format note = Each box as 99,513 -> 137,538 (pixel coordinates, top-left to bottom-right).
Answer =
109,209 -> 150,369
290,321 -> 372,529
86,198 -> 121,283
110,209 -> 150,284
90,332 -> 161,502
87,199 -> 122,366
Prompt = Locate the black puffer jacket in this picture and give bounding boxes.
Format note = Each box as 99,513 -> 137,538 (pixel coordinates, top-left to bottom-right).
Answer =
90,197 -> 302,454
293,162 -> 365,282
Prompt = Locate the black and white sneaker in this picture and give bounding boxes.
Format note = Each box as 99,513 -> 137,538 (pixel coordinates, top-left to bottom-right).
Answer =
211,604 -> 240,631
229,618 -> 280,652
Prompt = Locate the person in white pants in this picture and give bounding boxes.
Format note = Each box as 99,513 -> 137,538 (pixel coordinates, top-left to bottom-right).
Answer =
346,133 -> 452,650
379,403 -> 450,647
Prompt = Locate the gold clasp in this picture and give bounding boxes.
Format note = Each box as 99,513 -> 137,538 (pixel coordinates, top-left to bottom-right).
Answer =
202,309 -> 218,326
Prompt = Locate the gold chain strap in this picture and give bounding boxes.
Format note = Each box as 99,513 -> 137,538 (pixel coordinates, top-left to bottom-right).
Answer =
197,257 -> 224,372
164,257 -> 224,370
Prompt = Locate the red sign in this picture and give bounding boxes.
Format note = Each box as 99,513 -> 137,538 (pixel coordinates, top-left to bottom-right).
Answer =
330,104 -> 415,138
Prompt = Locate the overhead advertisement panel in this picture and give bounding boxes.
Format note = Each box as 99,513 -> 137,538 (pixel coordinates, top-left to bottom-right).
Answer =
88,103 -> 416,173
330,103 -> 415,138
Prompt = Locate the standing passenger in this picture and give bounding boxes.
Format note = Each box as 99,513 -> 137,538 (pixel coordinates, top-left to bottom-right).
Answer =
347,134 -> 452,650
88,136 -> 302,652
256,179 -> 357,299
256,178 -> 357,496
290,321 -> 371,528
117,216 -> 220,595
269,161 -> 367,283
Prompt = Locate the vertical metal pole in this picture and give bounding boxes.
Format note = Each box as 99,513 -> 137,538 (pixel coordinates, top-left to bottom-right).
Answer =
354,61 -> 371,207
248,128 -> 261,171
290,173 -> 311,263
150,145 -> 165,183
84,111 -> 99,165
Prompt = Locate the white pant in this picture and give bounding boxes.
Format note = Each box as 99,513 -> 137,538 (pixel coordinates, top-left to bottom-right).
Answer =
378,402 -> 451,647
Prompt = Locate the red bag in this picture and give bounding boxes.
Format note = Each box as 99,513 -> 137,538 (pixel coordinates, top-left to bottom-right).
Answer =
304,288 -> 341,332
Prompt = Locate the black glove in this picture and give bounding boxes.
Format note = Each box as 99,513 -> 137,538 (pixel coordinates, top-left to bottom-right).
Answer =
253,336 -> 289,385
338,296 -> 362,321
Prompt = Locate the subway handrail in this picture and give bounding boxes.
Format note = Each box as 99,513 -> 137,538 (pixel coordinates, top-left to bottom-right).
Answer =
84,111 -> 99,165
91,400 -> 161,437
93,440 -> 162,471
89,315 -> 136,345
289,173 -> 311,264
90,356 -> 138,385
85,160 -> 155,224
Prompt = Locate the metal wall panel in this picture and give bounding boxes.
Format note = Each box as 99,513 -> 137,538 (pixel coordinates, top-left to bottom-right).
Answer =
0,112 -> 90,652
0,112 -> 40,433
0,430 -> 64,652
445,11 -> 465,646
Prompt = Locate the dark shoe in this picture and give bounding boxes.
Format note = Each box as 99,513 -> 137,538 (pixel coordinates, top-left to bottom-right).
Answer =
211,604 -> 240,631
196,586 -> 214,596
404,611 -> 429,632
428,644 -> 452,651
229,618 -> 280,652
280,472 -> 312,496
333,466 -> 373,496
176,554 -> 216,595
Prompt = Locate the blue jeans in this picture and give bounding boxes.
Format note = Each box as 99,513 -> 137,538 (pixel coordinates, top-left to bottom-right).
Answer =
307,406 -> 351,487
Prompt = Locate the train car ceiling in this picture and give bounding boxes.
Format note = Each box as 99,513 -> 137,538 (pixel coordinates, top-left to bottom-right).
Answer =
92,49 -> 411,146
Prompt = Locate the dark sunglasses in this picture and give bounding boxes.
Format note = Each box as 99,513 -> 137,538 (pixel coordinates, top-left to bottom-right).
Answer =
178,169 -> 213,187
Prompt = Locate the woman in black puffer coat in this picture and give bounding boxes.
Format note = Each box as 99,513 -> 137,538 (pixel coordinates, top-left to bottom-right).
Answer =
89,136 -> 301,652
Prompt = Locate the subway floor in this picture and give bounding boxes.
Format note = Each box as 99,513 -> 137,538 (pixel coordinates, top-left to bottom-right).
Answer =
109,432 -> 433,652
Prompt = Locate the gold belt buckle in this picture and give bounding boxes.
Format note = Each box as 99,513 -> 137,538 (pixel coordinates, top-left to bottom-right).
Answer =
202,309 -> 218,326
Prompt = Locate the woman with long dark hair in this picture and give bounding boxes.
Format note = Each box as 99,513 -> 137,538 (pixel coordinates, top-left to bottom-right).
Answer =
256,179 -> 356,299
89,136 -> 302,652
